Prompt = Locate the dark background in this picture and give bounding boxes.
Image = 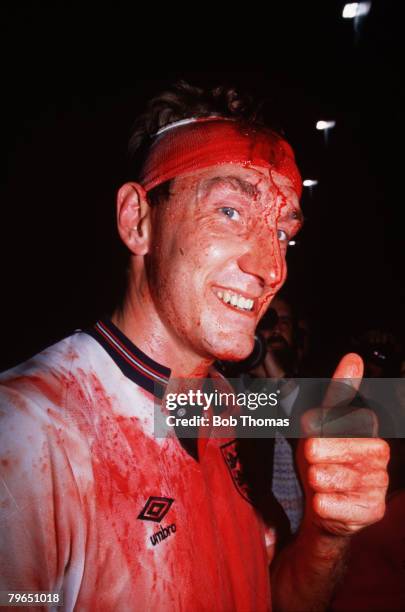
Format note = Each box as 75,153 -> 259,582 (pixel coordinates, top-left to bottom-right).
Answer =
1,1 -> 404,372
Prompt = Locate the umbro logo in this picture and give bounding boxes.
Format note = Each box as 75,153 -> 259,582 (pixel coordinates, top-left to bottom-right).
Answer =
137,496 -> 174,523
150,523 -> 177,546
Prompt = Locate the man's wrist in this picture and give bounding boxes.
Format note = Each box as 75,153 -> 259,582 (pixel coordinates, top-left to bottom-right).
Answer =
298,519 -> 351,563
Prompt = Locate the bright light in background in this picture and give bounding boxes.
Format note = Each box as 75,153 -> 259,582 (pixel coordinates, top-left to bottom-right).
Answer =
342,3 -> 358,18
342,2 -> 371,19
355,2 -> 371,17
303,179 -> 318,187
316,120 -> 336,130
288,240 -> 296,247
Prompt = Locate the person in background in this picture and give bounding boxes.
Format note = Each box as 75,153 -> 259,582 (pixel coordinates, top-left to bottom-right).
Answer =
245,294 -> 305,536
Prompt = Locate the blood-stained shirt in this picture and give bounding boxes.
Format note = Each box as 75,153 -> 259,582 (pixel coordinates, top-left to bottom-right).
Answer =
0,319 -> 273,611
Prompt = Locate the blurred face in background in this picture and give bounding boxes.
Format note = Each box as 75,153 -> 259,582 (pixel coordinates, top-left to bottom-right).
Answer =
261,296 -> 294,350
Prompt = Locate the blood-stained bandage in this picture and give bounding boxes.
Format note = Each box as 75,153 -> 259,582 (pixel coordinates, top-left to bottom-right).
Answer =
138,117 -> 302,197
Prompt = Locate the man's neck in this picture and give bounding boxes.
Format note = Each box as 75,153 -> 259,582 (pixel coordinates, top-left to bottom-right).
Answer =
111,291 -> 213,379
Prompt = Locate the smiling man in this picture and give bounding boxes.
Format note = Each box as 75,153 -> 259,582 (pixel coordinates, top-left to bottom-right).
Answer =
0,82 -> 389,611
115,167 -> 302,372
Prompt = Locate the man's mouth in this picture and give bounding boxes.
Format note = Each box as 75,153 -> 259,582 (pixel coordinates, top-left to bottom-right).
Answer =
268,334 -> 288,349
213,288 -> 255,312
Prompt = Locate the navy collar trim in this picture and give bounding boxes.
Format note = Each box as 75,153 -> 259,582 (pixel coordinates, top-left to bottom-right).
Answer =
86,318 -> 171,399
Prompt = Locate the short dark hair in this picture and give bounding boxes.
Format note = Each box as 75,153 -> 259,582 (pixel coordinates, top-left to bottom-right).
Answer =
128,80 -> 274,206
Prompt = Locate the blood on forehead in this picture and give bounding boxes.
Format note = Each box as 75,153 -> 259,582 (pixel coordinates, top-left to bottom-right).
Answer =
138,118 -> 303,199
196,170 -> 301,225
198,175 -> 260,200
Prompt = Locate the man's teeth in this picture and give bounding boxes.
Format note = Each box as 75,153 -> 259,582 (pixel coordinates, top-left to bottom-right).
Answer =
216,290 -> 254,311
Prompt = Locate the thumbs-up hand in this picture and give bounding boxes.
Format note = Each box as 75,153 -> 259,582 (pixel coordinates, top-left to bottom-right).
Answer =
298,353 -> 390,537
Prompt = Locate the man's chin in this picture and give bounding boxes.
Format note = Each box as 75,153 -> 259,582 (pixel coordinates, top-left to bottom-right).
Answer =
205,337 -> 255,363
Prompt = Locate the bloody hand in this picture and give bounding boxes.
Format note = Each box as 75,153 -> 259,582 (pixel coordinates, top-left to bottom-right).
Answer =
298,354 -> 390,537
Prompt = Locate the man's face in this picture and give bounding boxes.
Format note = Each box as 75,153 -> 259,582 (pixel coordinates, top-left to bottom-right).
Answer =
262,297 -> 294,350
146,163 -> 302,362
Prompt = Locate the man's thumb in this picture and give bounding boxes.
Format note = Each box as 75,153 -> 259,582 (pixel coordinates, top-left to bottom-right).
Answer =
322,352 -> 364,412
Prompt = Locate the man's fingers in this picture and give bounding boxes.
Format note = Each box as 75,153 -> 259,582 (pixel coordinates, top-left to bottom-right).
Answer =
313,492 -> 386,525
322,353 -> 364,413
301,406 -> 378,437
304,437 -> 390,465
308,463 -> 389,493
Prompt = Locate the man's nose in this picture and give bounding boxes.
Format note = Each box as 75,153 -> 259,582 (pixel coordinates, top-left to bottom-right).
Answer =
237,231 -> 286,290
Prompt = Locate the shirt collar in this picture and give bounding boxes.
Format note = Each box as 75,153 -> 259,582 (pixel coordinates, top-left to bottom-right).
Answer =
86,318 -> 236,461
86,318 -> 171,399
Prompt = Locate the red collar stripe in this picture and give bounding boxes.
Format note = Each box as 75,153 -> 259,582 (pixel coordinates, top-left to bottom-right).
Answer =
95,320 -> 170,385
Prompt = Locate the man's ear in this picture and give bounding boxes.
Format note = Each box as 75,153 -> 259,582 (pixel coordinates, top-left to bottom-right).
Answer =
116,182 -> 151,256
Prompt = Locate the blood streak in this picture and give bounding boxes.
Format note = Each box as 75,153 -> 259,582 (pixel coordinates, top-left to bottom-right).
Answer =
13,364 -> 164,603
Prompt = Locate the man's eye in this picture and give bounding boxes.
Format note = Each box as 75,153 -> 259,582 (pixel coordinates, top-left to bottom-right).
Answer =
277,229 -> 289,242
219,207 -> 240,221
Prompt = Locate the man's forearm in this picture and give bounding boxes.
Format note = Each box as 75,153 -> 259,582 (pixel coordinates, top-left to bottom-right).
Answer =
271,521 -> 350,612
